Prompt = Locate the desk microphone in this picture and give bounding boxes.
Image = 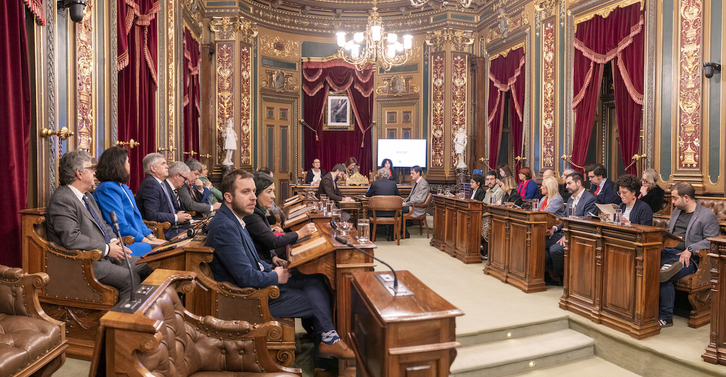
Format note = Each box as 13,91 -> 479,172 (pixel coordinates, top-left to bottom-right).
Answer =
334,235 -> 408,295
109,211 -> 136,302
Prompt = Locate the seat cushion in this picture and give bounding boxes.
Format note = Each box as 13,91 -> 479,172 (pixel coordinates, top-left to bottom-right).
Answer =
0,314 -> 62,376
191,372 -> 300,377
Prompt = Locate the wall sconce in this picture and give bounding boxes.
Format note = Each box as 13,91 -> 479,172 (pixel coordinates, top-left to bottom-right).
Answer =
704,62 -> 721,78
58,0 -> 87,23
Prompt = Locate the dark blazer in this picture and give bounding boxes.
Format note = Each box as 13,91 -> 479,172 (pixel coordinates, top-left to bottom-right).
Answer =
135,174 -> 188,238
641,185 -> 665,214
243,207 -> 298,265
471,187 -> 486,202
366,179 -> 401,217
206,204 -> 278,289
178,182 -> 212,216
502,189 -> 523,207
305,169 -> 326,184
589,178 -> 621,205
558,183 -> 571,204
619,199 -> 653,226
386,168 -> 397,182
555,189 -> 597,232
318,172 -> 343,202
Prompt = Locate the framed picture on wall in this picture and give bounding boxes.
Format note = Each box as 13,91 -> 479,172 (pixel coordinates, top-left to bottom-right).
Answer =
324,93 -> 355,131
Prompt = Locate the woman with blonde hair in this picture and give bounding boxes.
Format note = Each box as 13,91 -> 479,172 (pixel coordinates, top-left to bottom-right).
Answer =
499,175 -> 523,207
539,176 -> 566,216
640,168 -> 665,213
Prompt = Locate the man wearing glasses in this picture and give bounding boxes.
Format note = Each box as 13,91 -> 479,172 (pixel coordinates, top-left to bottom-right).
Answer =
586,163 -> 621,205
46,150 -> 152,301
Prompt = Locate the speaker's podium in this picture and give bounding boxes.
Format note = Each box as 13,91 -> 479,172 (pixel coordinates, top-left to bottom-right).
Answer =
349,270 -> 463,377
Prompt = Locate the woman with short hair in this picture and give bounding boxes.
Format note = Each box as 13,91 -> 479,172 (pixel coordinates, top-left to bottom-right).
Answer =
616,174 -> 653,226
470,174 -> 486,201
305,158 -> 325,185
517,167 -> 539,200
500,175 -> 523,207
640,168 -> 665,213
93,147 -> 164,256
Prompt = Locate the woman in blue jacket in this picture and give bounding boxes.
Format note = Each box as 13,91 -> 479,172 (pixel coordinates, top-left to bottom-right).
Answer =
94,147 -> 165,256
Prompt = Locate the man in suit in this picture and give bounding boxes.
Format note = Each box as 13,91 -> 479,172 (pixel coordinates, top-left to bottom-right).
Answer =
658,182 -> 720,328
544,172 -> 597,284
587,163 -> 621,206
318,164 -> 350,203
206,169 -> 355,360
401,165 -> 430,238
135,153 -> 192,238
367,168 -> 401,240
46,150 -> 152,301
177,159 -> 221,218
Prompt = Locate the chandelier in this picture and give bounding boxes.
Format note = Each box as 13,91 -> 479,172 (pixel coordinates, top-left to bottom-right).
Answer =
410,0 -> 472,9
336,0 -> 413,72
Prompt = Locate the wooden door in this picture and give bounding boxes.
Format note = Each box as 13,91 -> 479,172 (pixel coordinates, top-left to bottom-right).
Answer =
261,100 -> 293,201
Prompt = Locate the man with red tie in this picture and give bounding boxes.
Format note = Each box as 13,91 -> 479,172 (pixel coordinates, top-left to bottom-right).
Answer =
587,163 -> 621,206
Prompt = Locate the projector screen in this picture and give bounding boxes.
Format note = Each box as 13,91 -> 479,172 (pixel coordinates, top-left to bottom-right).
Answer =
377,139 -> 427,168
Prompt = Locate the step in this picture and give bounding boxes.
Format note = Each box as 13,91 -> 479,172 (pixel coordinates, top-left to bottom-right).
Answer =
451,329 -> 595,377
457,317 -> 569,347
508,356 -> 641,377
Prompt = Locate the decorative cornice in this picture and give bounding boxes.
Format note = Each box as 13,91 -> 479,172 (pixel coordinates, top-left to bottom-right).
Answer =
375,75 -> 421,97
425,28 -> 474,53
261,70 -> 300,93
210,17 -> 238,41
260,35 -> 300,60
573,0 -> 643,31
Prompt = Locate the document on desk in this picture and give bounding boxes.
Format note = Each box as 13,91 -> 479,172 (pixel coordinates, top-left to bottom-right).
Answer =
595,203 -> 617,218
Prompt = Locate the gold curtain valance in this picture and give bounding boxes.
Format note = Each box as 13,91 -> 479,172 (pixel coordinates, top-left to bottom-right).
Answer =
574,0 -> 644,31
489,41 -> 525,61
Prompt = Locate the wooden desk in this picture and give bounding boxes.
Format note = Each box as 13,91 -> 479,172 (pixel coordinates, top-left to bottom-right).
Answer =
349,270 -> 463,377
558,217 -> 663,339
484,206 -> 558,293
292,184 -> 412,199
430,195 -> 483,264
703,236 -> 726,365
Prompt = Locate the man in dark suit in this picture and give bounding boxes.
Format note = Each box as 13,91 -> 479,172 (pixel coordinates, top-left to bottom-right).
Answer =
658,182 -> 720,328
367,168 -> 401,240
46,150 -> 152,301
587,163 -> 621,206
206,169 -> 355,360
174,160 -> 221,218
318,164 -> 350,203
544,171 -> 597,284
135,153 -> 192,238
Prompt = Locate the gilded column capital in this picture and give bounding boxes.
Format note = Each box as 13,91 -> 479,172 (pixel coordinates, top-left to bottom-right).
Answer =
425,28 -> 474,53
210,17 -> 239,41
237,18 -> 259,45
425,29 -> 448,53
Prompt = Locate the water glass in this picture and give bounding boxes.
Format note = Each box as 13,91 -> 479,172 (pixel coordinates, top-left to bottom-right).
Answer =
568,206 -> 577,218
614,209 -> 623,224
444,189 -> 451,197
437,187 -> 443,195
325,201 -> 334,216
458,191 -> 466,200
489,196 -> 497,206
320,194 -> 328,202
357,219 -> 370,242
331,208 -> 341,225
531,199 -> 539,211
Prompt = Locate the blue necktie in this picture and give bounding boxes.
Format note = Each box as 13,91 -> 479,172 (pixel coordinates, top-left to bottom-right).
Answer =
82,195 -> 111,244
160,181 -> 176,211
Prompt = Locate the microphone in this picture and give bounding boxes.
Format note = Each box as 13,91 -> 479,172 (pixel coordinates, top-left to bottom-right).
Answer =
109,211 -> 136,302
334,235 -> 408,295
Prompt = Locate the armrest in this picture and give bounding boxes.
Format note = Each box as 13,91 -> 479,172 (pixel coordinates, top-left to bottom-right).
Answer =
44,242 -> 119,305
47,241 -> 104,260
218,282 -> 281,299
0,265 -> 65,331
143,220 -> 170,240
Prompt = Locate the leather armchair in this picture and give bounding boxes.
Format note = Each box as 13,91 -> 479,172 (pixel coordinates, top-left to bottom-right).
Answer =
0,264 -> 67,377
21,208 -> 118,359
98,270 -> 301,377
142,219 -> 171,240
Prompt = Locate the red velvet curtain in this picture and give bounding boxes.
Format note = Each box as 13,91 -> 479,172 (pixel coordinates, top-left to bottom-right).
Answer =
183,29 -> 200,156
118,0 -> 158,191
302,60 -> 373,174
0,0 -> 31,267
571,3 -> 644,174
487,48 -> 525,177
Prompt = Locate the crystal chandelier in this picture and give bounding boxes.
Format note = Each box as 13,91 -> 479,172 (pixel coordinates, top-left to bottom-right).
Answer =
336,0 -> 413,72
410,0 -> 472,9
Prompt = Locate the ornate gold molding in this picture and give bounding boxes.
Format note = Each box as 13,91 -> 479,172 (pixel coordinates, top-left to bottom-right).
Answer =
216,42 -> 234,165
574,0 -> 643,30
425,29 -> 448,52
375,75 -> 420,96
541,21 -> 556,168
260,35 -> 300,60
677,0 -> 701,169
451,52 -> 467,168
261,70 -> 299,93
240,45 -> 252,166
425,28 -> 474,53
489,41 -> 525,60
167,0 -> 176,158
486,7 -> 528,43
210,17 -> 238,41
431,53 -> 445,167
238,18 -> 259,45
76,0 -> 94,153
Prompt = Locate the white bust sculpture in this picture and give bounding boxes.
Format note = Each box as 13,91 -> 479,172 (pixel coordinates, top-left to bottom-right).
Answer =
222,119 -> 237,166
454,127 -> 467,169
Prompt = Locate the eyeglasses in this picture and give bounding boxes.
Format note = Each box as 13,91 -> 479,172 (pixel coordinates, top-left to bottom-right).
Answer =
82,166 -> 95,173
616,191 -> 632,197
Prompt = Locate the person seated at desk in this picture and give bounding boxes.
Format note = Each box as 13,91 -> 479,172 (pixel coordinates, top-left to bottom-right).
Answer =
587,163 -> 621,206
199,163 -> 223,204
539,176 -> 566,217
135,153 -> 193,239
93,147 -> 165,256
178,159 -> 221,218
305,158 -> 325,185
244,172 -> 317,265
658,182 -> 719,328
498,164 -> 513,181
517,167 -> 539,200
401,165 -> 429,239
344,156 -> 359,178
544,172 -> 597,285
483,170 -> 504,205
206,169 -> 355,360
499,176 -> 523,207
366,168 -> 401,241
470,174 -> 486,201
319,164 -> 351,203
46,150 -> 152,301
381,158 -> 397,182
614,174 -> 653,226
640,168 -> 665,214
257,167 -> 286,224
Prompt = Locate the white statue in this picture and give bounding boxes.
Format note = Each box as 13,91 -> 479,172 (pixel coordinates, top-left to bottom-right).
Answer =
454,127 -> 468,169
222,119 -> 237,166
